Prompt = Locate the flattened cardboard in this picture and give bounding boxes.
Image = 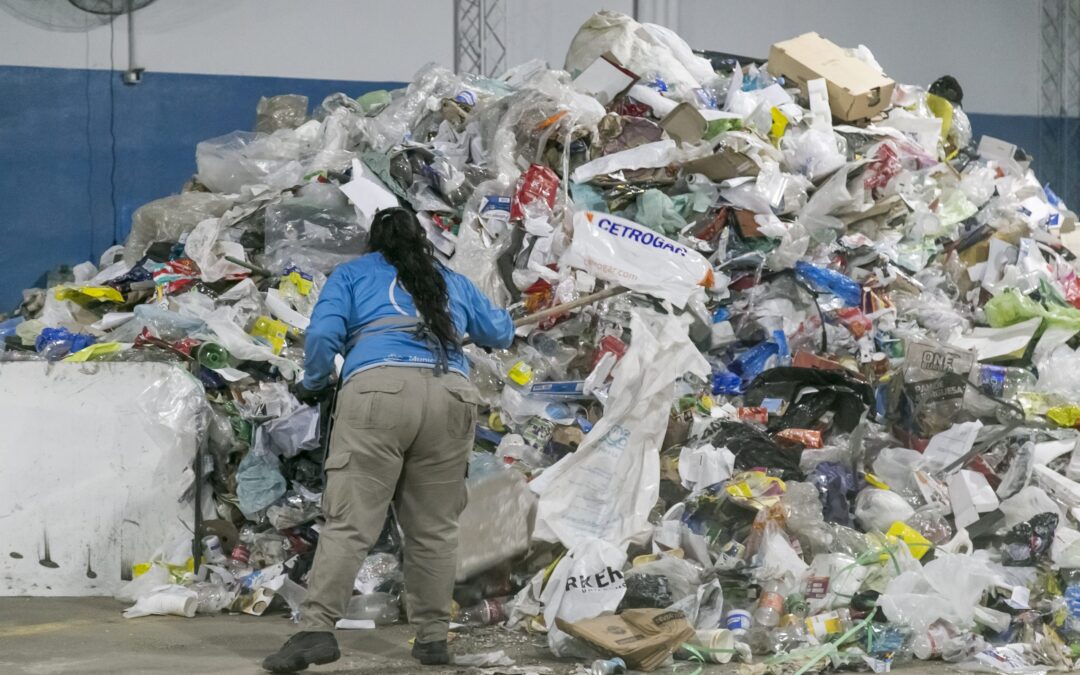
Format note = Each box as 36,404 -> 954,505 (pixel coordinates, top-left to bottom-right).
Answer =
557,608 -> 695,671
660,102 -> 707,145
768,32 -> 895,122
682,147 -> 760,181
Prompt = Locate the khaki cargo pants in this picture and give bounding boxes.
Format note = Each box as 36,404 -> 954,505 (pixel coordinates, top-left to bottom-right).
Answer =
299,366 -> 480,643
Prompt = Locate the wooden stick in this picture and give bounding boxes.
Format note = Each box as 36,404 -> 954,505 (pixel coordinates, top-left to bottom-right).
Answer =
462,285 -> 629,345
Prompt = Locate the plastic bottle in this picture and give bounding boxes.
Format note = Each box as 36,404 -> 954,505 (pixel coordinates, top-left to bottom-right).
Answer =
910,620 -> 960,660
345,592 -> 400,625
753,580 -> 784,628
794,260 -> 862,306
456,598 -> 508,625
970,364 -> 1037,400
589,657 -> 626,675
1063,569 -> 1080,635
197,342 -> 236,370
724,607 -> 751,635
202,535 -> 227,565
193,581 -> 233,613
229,525 -> 254,576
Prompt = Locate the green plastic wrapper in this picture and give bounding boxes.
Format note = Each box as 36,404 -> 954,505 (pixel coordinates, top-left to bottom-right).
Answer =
984,290 -> 1080,330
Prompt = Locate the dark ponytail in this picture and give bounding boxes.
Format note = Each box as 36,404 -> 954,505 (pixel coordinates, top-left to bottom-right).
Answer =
369,208 -> 458,350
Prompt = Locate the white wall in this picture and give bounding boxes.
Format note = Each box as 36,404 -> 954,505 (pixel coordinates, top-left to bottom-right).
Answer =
677,0 -> 1041,116
0,0 -> 454,82
505,0 -> 634,70
0,0 -> 1042,112
0,363 -> 205,596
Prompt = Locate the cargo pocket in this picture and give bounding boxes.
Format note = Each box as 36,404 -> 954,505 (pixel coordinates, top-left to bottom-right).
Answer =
444,379 -> 483,439
320,452 -> 351,520
340,376 -> 405,429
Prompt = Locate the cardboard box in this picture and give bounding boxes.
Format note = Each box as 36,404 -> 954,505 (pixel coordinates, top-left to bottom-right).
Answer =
682,146 -> 760,181
660,102 -> 707,145
768,32 -> 895,121
557,608 -> 696,671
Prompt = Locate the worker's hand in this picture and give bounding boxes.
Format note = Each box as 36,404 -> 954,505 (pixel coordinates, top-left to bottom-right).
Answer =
293,382 -> 330,406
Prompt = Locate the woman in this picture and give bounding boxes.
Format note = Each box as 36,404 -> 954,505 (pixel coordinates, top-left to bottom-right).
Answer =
263,207 -> 513,673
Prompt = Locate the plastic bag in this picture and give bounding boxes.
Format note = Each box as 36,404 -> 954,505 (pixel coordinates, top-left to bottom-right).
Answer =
565,11 -> 711,102
255,94 -> 308,133
1000,512 -> 1058,566
256,404 -> 320,458
879,553 -> 997,632
753,519 -> 809,595
124,192 -> 234,262
115,563 -> 172,604
565,210 -> 713,309
195,130 -> 308,194
530,309 -> 710,548
447,179 -> 515,306
122,584 -> 198,619
634,189 -> 687,236
540,539 -> 628,657
264,182 -> 368,275
354,552 -> 401,594
854,488 -> 914,533
235,450 -> 287,518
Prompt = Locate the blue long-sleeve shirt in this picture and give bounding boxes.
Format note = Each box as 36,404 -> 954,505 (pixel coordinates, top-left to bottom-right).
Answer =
301,252 -> 514,390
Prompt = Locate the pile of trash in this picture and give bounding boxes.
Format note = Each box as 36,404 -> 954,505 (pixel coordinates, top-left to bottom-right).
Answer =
6,9 -> 1080,673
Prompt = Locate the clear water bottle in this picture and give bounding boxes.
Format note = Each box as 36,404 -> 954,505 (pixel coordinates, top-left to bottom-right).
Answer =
590,657 -> 626,675
753,579 -> 783,628
970,365 -> 1037,400
456,598 -> 508,625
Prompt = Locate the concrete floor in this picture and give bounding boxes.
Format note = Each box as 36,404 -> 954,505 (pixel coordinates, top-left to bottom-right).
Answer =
0,598 -> 957,675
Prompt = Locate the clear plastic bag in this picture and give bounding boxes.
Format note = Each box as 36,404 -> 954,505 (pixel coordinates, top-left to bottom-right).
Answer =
356,63 -> 463,153
264,182 -> 368,275
448,179 -> 516,307
124,192 -> 235,262
195,130 -> 308,194
255,94 -> 308,133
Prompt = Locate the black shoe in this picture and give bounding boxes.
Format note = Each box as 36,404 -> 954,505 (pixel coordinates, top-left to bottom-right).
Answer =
262,631 -> 340,673
411,639 -> 450,666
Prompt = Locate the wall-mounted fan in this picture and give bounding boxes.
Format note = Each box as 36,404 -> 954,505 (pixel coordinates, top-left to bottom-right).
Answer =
0,0 -> 156,83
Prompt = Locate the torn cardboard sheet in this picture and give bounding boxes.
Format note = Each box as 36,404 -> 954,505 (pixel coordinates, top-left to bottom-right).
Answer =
557,608 -> 696,672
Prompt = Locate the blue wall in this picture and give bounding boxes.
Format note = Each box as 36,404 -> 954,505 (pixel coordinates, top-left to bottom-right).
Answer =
0,66 -> 1076,312
0,66 -> 401,311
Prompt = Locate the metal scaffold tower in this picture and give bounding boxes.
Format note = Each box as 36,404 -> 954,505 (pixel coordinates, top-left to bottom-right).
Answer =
1039,0 -> 1080,206
453,0 -> 507,77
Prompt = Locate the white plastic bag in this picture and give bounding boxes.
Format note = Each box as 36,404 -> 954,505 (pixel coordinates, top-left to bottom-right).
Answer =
753,520 -> 809,594
854,488 -> 915,533
540,539 -> 627,657
564,11 -> 711,102
879,553 -> 997,632
530,308 -> 710,548
565,210 -> 713,309
122,584 -> 198,619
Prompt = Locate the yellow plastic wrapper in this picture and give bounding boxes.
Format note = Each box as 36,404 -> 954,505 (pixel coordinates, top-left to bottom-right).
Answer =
1048,405 -> 1080,428
54,285 -> 124,305
864,472 -> 891,490
886,521 -> 932,560
63,342 -> 124,362
280,270 -> 313,296
769,107 -> 789,144
725,471 -> 786,510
